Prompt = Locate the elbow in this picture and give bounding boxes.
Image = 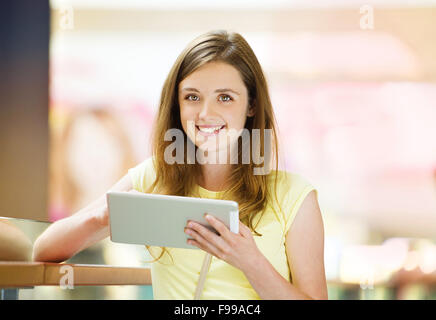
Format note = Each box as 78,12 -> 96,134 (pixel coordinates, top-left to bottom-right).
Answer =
32,237 -> 48,262
32,236 -> 69,263
299,287 -> 328,300
307,290 -> 329,300
32,238 -> 45,262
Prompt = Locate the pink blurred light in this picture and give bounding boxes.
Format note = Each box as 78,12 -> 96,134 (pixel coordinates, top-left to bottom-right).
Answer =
269,32 -> 420,78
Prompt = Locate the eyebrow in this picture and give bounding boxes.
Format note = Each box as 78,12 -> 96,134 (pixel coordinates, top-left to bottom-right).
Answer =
181,87 -> 240,95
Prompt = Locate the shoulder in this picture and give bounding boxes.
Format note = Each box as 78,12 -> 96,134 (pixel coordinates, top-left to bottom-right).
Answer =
266,170 -> 317,232
127,156 -> 157,192
267,170 -> 315,202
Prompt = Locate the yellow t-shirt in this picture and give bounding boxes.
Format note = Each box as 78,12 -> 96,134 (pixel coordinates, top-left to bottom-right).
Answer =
128,157 -> 316,300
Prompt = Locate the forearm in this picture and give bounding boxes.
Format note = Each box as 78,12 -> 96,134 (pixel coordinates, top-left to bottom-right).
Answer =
243,254 -> 312,300
0,220 -> 33,261
32,197 -> 109,262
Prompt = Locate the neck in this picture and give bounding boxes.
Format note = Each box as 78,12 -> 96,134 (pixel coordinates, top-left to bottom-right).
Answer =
198,162 -> 232,192
195,142 -> 237,191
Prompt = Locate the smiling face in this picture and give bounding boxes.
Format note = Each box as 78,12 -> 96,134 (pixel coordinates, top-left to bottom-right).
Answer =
178,61 -> 255,155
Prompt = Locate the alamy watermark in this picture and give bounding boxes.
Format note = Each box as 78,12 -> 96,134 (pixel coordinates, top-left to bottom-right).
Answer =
359,5 -> 374,30
59,265 -> 74,290
164,121 -> 272,175
59,4 -> 74,30
359,266 -> 375,290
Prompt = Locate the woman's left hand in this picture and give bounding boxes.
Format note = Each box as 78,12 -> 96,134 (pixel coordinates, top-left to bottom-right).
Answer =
184,213 -> 264,273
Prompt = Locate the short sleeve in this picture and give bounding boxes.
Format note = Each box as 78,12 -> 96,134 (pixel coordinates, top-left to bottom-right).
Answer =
282,173 -> 317,234
127,156 -> 156,193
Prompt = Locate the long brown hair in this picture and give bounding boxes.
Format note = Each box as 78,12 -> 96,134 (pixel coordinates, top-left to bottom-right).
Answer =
144,29 -> 284,264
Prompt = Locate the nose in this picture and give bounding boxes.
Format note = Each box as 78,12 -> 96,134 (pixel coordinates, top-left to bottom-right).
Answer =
198,99 -> 216,120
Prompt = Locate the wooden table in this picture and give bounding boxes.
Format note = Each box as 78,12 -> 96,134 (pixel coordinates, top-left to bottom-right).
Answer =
0,261 -> 152,299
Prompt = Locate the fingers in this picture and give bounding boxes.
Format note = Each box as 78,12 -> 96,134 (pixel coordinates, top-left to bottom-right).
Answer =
238,220 -> 252,237
204,214 -> 234,241
185,218 -> 232,254
186,229 -> 222,259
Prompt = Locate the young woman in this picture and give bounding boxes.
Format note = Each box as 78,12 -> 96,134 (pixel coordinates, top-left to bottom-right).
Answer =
33,30 -> 327,300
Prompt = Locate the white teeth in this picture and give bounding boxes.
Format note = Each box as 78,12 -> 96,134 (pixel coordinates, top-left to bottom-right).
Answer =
197,126 -> 223,133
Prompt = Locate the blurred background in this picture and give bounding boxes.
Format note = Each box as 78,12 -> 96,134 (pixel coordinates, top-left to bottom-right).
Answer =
1,0 -> 435,299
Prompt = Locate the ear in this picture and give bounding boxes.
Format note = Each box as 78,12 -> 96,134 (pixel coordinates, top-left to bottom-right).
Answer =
247,104 -> 255,117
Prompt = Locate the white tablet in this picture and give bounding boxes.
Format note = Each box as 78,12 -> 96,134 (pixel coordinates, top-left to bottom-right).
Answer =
107,191 -> 239,250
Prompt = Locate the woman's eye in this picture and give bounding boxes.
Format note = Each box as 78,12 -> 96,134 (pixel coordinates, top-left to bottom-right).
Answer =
219,95 -> 232,102
185,95 -> 199,101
